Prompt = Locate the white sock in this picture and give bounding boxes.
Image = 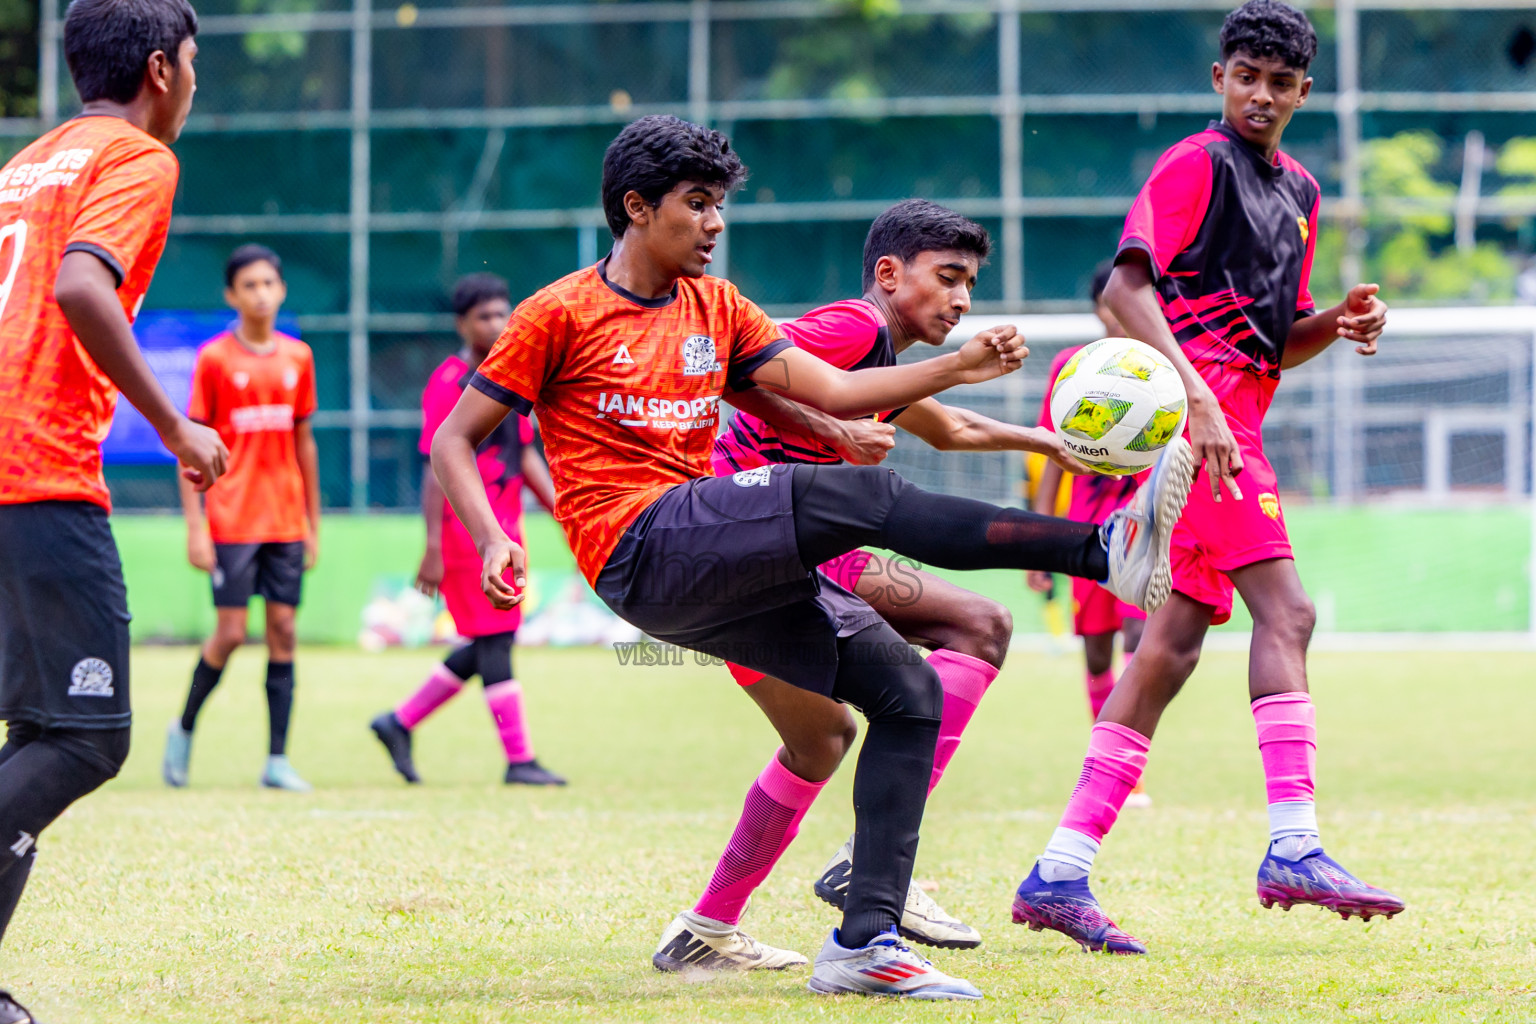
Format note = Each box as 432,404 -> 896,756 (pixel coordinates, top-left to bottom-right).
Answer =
1038,827 -> 1098,882
1268,801 -> 1321,859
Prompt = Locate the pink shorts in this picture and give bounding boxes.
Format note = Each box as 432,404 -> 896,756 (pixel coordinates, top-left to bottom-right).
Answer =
1169,371 -> 1292,625
441,560 -> 523,639
1072,576 -> 1143,636
726,548 -> 874,687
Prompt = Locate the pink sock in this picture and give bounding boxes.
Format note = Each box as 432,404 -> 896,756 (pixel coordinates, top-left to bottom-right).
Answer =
1041,722 -> 1152,874
1253,691 -> 1316,803
1085,668 -> 1116,720
926,650 -> 998,795
693,752 -> 826,926
484,680 -> 534,763
395,664 -> 466,730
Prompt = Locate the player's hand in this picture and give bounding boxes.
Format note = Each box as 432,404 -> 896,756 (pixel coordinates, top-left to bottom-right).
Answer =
1027,427 -> 1092,475
954,325 -> 1027,383
187,528 -> 215,573
479,536 -> 527,610
1339,283 -> 1387,356
415,544 -> 444,598
304,530 -> 320,571
1026,569 -> 1054,594
164,416 -> 228,491
1189,389 -> 1243,502
832,417 -> 896,465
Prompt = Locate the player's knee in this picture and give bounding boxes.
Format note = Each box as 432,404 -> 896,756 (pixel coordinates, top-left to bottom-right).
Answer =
866,659 -> 944,727
1264,594 -> 1316,650
56,726 -> 130,788
266,618 -> 297,656
962,598 -> 1013,669
212,620 -> 246,654
1138,637 -> 1201,687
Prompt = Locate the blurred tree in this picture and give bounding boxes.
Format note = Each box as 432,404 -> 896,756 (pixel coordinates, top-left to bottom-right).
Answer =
0,0 -> 38,119
1361,131 -> 1516,303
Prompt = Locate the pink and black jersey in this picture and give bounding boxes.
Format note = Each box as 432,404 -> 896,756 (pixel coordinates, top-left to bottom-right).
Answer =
712,298 -> 904,471
1118,120 -> 1319,379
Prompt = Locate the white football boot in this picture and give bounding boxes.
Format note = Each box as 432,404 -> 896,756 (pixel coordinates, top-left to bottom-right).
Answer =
652,910 -> 808,973
808,930 -> 982,1000
814,836 -> 981,949
1100,436 -> 1195,614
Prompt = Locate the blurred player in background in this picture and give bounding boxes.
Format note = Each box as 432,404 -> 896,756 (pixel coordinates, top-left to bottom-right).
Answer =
0,0 -> 223,1018
1026,260 -> 1152,808
368,274 -> 566,787
659,199 -> 1090,963
431,115 -> 1191,1000
1012,0 -> 1402,956
162,245 -> 320,792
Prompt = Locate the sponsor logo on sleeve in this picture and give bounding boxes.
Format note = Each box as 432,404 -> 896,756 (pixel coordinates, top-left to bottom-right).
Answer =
732,467 -> 772,487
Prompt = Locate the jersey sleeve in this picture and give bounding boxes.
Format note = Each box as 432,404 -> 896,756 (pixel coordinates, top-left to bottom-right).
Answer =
1036,349 -> 1074,430
781,303 -> 882,370
64,142 -> 178,288
473,290 -> 568,416
187,344 -> 216,424
1117,142 -> 1214,280
295,345 -> 318,422
1295,188 -> 1320,317
724,289 -> 792,392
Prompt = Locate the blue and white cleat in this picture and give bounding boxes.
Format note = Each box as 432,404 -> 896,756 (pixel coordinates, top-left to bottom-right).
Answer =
162,720 -> 191,788
1101,436 -> 1194,614
1257,846 -> 1405,921
807,930 -> 981,1000
260,755 -> 313,792
1011,862 -> 1147,954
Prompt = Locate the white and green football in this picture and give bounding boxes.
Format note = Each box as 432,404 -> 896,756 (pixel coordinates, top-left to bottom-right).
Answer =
1048,337 -> 1188,476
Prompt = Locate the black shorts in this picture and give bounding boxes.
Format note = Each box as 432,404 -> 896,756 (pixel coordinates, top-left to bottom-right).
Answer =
0,501 -> 132,729
595,464 -> 882,695
212,541 -> 305,608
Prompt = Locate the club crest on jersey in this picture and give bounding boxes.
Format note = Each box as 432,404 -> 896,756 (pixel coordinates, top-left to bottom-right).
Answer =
732,467 -> 772,487
283,367 -> 299,390
233,370 -> 250,389
1296,216 -> 1309,244
681,335 -> 721,376
1259,492 -> 1281,519
68,657 -> 114,698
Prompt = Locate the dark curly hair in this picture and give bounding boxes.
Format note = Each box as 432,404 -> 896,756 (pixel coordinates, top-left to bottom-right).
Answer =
450,273 -> 510,317
1220,0 -> 1318,71
601,116 -> 748,238
64,0 -> 198,105
861,199 -> 991,292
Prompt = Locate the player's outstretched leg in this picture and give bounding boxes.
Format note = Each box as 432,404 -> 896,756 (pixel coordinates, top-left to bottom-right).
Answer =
369,642 -> 477,784
1232,560 -> 1404,922
790,438 -> 1193,616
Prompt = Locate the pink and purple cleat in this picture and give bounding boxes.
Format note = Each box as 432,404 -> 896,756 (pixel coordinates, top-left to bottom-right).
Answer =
1010,863 -> 1146,955
1256,846 -> 1405,921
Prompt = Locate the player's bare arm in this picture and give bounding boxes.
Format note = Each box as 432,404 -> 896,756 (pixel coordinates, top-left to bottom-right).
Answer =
520,444 -> 558,513
1282,283 -> 1387,369
296,419 -> 321,569
750,326 -> 1025,417
1104,252 -> 1243,501
177,471 -> 215,572
430,386 -> 525,609
894,398 -> 1088,472
54,251 -> 228,489
415,465 -> 446,597
723,388 -> 896,465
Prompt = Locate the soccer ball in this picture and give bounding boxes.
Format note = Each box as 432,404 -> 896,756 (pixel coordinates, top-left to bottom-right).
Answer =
1049,337 -> 1188,476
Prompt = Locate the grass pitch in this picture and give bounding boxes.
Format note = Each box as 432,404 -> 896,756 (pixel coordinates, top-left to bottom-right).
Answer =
3,644 -> 1533,1023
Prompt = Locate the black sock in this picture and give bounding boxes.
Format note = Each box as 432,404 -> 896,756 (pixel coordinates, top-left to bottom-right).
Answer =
180,657 -> 226,733
265,662 -> 295,756
0,726 -> 128,946
826,624 -> 943,949
791,464 -> 1108,581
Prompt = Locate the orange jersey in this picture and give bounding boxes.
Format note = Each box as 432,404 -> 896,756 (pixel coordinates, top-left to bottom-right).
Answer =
188,332 -> 318,543
0,116 -> 179,509
474,262 -> 789,585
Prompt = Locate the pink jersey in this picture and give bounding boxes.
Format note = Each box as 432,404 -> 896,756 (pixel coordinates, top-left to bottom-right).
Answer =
1037,346 -> 1140,524
419,353 -> 533,565
711,298 -> 905,472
